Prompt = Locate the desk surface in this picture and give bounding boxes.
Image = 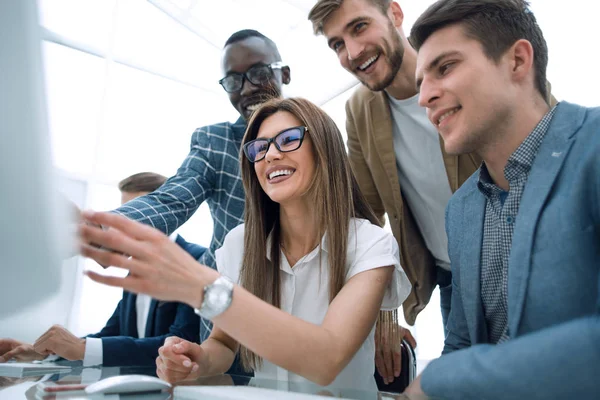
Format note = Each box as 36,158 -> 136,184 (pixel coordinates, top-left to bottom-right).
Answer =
0,364 -> 422,400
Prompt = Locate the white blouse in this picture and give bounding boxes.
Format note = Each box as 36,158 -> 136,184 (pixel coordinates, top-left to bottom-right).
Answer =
215,218 -> 411,392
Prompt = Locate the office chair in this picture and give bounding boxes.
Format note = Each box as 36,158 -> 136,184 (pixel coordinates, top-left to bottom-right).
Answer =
374,339 -> 416,393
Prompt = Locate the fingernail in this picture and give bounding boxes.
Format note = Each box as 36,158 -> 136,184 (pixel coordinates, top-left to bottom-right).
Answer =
174,344 -> 182,350
183,360 -> 191,368
191,364 -> 198,372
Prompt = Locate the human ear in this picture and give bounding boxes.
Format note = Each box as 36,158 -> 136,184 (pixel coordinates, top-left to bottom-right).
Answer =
281,66 -> 291,85
510,39 -> 535,84
389,1 -> 404,29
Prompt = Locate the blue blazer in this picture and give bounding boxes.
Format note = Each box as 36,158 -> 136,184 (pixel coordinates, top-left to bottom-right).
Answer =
421,102 -> 600,399
86,235 -> 206,367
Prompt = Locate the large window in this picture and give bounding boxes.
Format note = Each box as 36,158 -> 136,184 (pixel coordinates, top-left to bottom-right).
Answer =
39,0 -> 233,336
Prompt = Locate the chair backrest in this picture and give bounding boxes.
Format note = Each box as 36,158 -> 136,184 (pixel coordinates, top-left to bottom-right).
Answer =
373,339 -> 416,393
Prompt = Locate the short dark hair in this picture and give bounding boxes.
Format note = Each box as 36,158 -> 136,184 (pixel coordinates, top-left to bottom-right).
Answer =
118,172 -> 167,194
410,0 -> 548,100
223,29 -> 281,61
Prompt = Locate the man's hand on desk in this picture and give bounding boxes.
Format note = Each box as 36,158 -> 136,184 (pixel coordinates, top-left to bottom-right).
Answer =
0,338 -> 45,362
33,325 -> 86,361
157,336 -> 206,383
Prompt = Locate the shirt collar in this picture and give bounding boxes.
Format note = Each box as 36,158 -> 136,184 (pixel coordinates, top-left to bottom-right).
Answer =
477,164 -> 504,199
477,105 -> 557,196
265,229 -> 329,270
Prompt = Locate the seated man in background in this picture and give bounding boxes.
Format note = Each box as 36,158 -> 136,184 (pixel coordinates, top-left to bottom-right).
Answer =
403,0 -> 600,398
0,172 -> 205,367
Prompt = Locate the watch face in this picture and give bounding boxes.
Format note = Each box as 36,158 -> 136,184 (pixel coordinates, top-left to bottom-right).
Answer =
196,276 -> 233,319
208,286 -> 231,306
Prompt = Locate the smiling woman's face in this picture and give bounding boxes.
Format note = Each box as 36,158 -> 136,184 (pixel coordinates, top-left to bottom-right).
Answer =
253,111 -> 315,205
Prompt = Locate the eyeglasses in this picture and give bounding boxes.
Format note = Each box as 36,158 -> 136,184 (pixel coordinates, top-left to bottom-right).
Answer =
243,126 -> 308,163
219,62 -> 286,93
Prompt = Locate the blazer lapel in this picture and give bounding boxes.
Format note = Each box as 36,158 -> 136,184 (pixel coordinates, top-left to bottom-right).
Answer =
507,102 -> 583,336
459,189 -> 488,343
123,292 -> 138,336
367,92 -> 402,204
145,299 -> 159,338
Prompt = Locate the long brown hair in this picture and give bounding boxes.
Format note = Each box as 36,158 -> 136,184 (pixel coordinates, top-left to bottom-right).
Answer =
238,97 -> 380,370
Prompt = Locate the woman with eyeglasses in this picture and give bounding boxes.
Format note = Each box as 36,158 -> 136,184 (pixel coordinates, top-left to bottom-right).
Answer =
80,97 -> 410,391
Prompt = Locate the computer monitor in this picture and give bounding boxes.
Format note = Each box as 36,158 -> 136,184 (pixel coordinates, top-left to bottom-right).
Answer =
0,0 -> 70,317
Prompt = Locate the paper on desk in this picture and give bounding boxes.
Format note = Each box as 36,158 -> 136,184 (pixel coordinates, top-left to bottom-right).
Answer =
0,362 -> 71,378
174,385 -> 356,400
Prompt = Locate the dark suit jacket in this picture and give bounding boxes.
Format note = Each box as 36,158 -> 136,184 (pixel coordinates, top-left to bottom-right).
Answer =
86,234 -> 206,367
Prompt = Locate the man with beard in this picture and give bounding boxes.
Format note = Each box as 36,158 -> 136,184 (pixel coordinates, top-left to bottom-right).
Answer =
84,29 -> 290,376
308,0 -> 555,390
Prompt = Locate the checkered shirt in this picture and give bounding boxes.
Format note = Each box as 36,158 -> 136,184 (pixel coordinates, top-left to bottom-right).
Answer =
113,117 -> 247,341
477,106 -> 557,344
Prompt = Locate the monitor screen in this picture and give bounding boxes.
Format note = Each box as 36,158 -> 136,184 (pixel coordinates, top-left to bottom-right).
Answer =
0,0 -> 71,317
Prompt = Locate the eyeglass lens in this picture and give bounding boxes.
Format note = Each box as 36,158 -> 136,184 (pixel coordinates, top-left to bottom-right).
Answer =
245,127 -> 304,162
221,65 -> 272,92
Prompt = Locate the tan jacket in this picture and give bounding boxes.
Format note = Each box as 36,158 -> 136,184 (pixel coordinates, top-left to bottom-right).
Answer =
346,86 -> 481,325
346,84 -> 557,325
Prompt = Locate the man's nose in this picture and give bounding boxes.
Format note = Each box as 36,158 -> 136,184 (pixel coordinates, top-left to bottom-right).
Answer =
417,78 -> 441,108
346,40 -> 365,62
240,76 -> 259,97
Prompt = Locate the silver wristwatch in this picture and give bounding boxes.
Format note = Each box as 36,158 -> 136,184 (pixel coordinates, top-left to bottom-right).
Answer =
194,276 -> 234,320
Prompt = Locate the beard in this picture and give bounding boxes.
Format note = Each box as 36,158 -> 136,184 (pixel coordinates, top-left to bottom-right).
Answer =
359,22 -> 404,92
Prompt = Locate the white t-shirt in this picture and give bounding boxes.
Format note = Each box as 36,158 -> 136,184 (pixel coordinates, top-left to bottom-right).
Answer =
388,93 -> 453,270
215,218 -> 411,391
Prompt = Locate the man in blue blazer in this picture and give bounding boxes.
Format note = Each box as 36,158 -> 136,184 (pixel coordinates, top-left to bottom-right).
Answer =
81,229 -> 206,367
0,173 -> 206,367
400,1 -> 600,399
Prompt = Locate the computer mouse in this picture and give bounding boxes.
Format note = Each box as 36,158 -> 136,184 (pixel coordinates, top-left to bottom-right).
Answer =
84,374 -> 172,395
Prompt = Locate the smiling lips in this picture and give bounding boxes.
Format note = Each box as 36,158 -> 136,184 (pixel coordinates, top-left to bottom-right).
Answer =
246,102 -> 265,113
267,168 -> 295,183
357,54 -> 379,71
435,106 -> 461,127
